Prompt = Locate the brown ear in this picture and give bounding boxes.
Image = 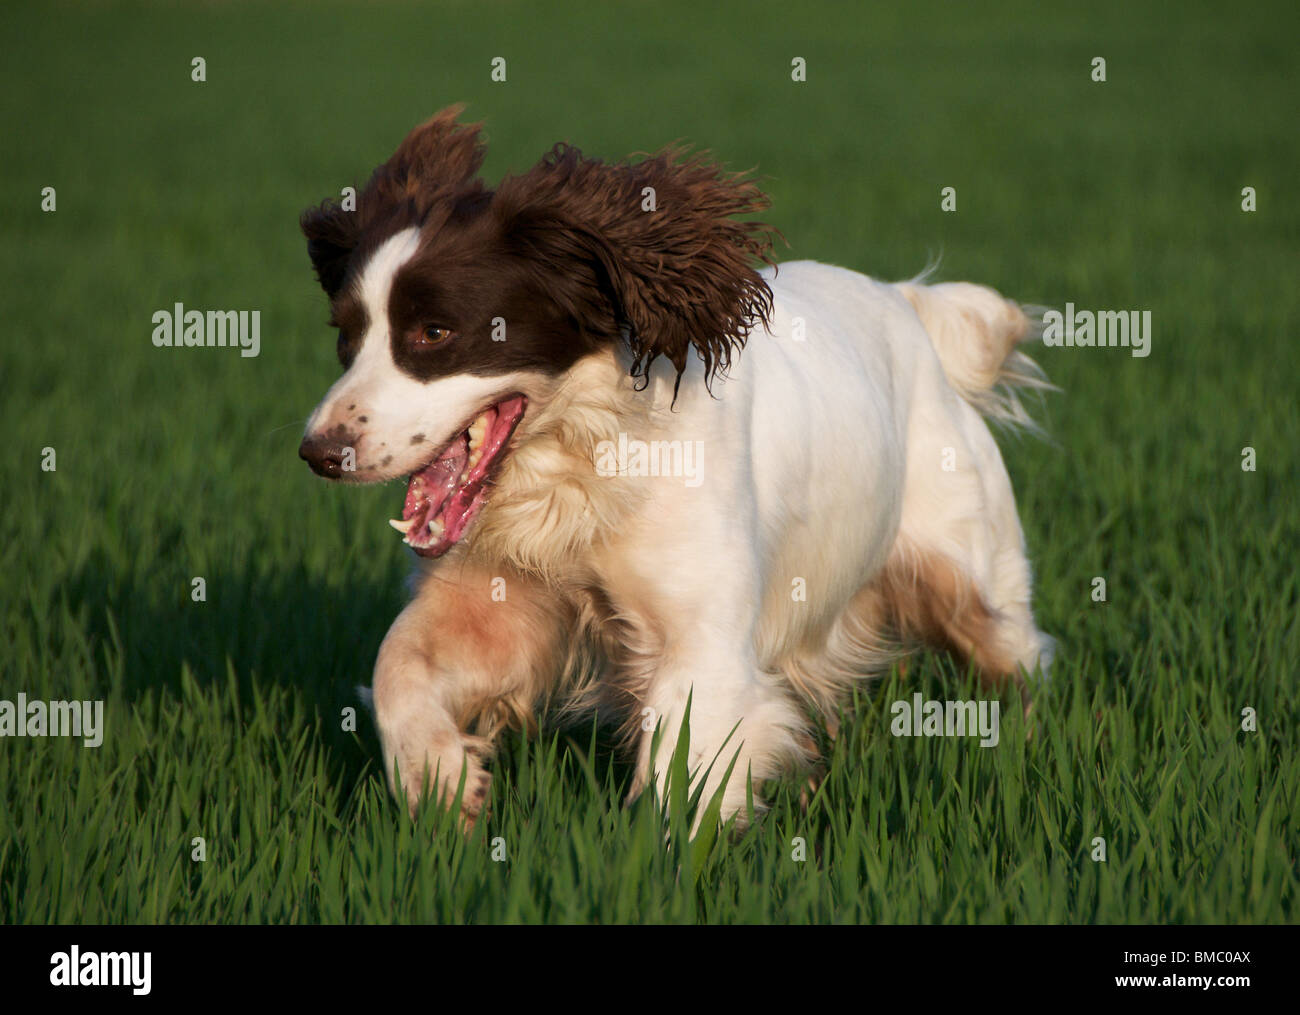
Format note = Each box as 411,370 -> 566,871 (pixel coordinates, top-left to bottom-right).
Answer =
300,106 -> 488,296
300,200 -> 356,297
492,143 -> 778,394
368,104 -> 488,211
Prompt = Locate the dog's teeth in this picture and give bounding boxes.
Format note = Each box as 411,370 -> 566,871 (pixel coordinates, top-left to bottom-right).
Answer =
467,413 -> 488,452
428,518 -> 445,538
388,518 -> 413,533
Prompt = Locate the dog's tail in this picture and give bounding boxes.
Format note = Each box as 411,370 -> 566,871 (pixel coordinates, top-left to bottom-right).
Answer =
895,278 -> 1052,432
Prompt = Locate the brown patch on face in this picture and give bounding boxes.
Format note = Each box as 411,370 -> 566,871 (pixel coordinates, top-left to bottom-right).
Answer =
385,220 -> 610,382
864,549 -> 1021,691
358,415 -> 368,423
410,433 -> 425,444
331,295 -> 369,368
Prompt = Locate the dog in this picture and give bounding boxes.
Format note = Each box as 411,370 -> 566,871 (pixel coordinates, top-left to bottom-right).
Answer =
298,106 -> 1054,829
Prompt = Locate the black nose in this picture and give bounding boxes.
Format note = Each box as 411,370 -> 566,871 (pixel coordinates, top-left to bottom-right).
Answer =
299,433 -> 351,478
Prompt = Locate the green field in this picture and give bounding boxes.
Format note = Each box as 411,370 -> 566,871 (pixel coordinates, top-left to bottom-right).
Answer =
1,0 -> 1296,923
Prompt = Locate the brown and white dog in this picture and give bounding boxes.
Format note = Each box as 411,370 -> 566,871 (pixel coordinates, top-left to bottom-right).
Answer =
298,106 -> 1054,829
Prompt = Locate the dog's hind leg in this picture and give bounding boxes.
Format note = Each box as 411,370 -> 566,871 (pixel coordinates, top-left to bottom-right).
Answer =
886,385 -> 1053,693
371,561 -> 568,829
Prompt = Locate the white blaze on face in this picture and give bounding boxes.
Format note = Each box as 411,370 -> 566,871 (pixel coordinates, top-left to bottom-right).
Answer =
303,226 -> 527,482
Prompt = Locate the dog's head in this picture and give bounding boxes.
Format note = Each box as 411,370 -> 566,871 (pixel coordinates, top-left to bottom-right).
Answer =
298,106 -> 776,558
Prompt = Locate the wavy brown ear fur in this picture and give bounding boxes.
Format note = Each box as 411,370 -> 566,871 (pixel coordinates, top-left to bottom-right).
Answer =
492,143 -> 778,394
300,105 -> 489,297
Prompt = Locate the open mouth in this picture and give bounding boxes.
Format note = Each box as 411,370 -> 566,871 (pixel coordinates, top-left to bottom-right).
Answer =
388,394 -> 526,558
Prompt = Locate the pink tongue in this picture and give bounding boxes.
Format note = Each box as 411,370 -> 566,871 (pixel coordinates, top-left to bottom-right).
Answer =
403,434 -> 468,524
397,396 -> 527,554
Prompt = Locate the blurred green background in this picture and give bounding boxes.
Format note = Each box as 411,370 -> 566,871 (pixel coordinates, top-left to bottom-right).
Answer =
1,0 -> 1296,922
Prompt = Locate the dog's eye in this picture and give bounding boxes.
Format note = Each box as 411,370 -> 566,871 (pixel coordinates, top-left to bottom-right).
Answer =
415,325 -> 455,348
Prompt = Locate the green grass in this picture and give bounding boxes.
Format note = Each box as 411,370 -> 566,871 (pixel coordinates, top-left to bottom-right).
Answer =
1,0 -> 1296,923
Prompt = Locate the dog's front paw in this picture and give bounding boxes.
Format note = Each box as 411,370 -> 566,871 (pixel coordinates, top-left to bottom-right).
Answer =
460,767 -> 492,833
392,731 -> 492,832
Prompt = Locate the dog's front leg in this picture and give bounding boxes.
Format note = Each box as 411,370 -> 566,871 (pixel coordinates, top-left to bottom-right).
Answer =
371,562 -> 566,829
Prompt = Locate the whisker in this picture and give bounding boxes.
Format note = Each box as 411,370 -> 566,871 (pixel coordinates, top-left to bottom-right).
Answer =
267,418 -> 309,437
